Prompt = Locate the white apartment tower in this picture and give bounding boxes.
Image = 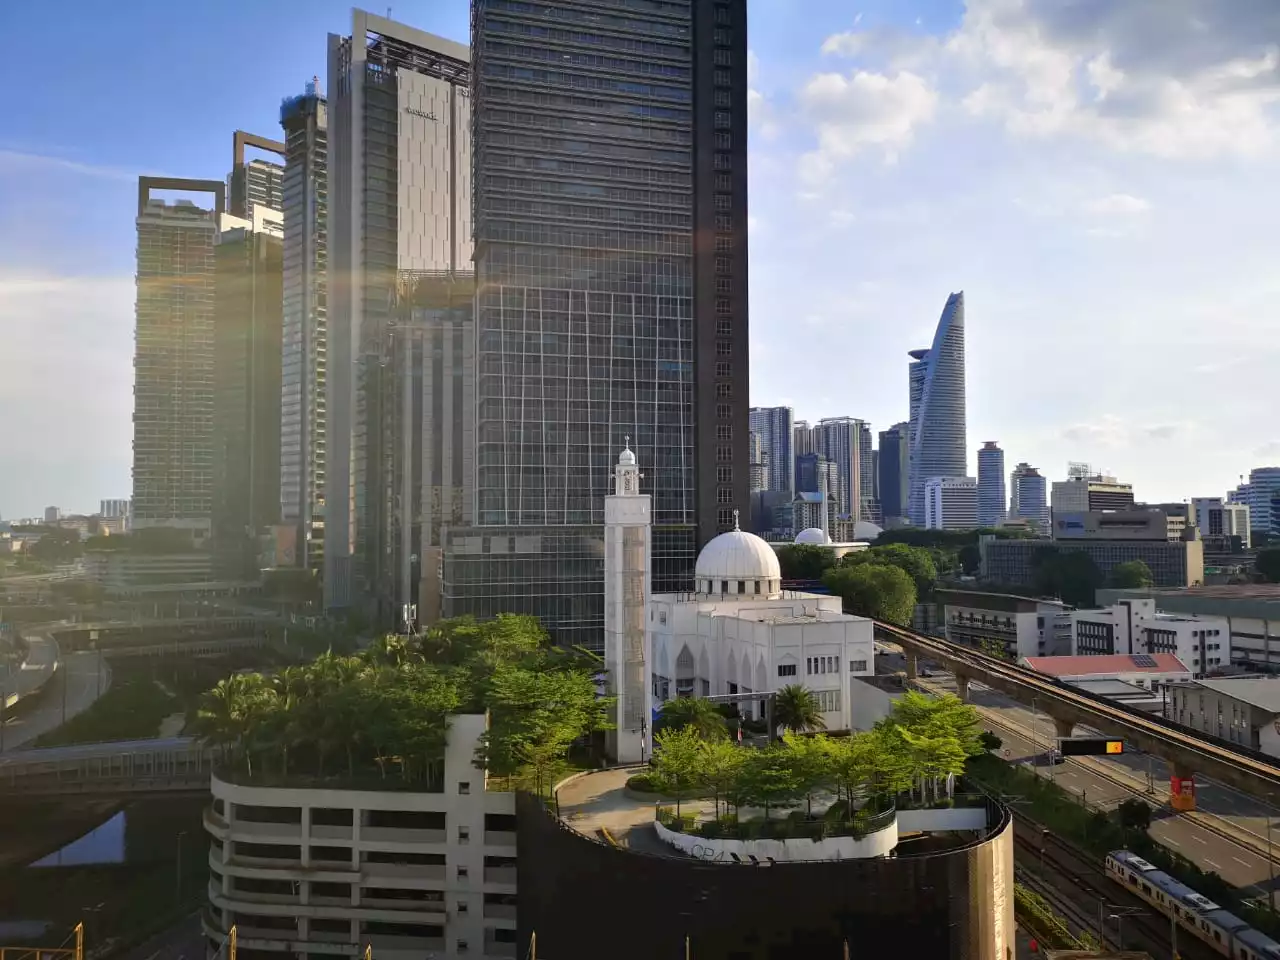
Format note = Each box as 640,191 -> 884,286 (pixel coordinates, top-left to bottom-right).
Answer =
977,442 -> 1005,527
604,443 -> 652,764
924,477 -> 978,531
279,80 -> 329,573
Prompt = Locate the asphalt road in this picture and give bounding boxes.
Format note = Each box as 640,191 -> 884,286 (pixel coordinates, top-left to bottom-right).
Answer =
0,649 -> 111,752
914,669 -> 1280,897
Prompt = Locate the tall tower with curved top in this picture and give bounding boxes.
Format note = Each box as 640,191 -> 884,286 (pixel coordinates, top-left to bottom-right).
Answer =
908,292 -> 967,526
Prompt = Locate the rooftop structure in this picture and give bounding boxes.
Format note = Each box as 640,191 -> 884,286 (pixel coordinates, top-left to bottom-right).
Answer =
1021,653 -> 1190,678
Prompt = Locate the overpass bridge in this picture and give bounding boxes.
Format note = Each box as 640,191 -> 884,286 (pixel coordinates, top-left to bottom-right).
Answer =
875,619 -> 1280,808
0,736 -> 212,797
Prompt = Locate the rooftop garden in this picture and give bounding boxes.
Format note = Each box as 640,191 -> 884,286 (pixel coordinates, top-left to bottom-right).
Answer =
642,690 -> 989,841
194,615 -> 613,793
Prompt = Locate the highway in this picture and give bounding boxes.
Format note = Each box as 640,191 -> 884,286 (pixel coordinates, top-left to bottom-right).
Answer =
0,648 -> 112,751
886,649 -> 1280,898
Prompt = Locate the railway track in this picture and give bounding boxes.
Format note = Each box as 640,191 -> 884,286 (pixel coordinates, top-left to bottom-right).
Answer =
875,620 -> 1280,803
1011,817 -> 1220,960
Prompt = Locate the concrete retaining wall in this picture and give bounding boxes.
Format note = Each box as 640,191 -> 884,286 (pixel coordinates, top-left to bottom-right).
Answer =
654,816 -> 898,862
897,806 -> 989,832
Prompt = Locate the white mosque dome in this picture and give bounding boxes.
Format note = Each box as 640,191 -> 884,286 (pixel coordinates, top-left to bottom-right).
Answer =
853,520 -> 884,541
694,517 -> 782,599
794,527 -> 831,545
618,445 -> 636,466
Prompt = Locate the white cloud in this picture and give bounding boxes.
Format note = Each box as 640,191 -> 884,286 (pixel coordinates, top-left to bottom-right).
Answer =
1060,416 -> 1186,449
947,0 -> 1280,158
797,69 -> 938,180
1083,193 -> 1150,216
0,149 -> 136,182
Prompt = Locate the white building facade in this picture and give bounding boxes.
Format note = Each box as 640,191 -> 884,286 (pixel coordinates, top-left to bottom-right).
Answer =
924,476 -> 978,531
1192,497 -> 1251,548
1068,598 -> 1229,676
640,519 -> 873,743
203,714 -> 517,960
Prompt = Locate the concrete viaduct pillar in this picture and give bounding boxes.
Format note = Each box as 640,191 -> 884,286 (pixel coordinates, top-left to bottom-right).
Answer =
1051,716 -> 1075,741
905,656 -> 918,680
954,673 -> 971,701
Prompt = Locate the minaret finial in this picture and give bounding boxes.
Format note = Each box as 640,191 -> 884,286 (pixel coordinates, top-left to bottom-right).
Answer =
624,434 -> 630,449
733,509 -> 740,531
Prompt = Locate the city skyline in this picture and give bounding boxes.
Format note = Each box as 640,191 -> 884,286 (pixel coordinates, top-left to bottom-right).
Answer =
4,1 -> 1280,516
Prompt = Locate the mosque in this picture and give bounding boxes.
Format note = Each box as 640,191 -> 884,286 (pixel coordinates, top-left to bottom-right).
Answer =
604,445 -> 876,764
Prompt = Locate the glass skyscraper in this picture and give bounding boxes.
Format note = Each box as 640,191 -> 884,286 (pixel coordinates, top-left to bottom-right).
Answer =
977,441 -> 1006,528
445,0 -> 750,650
908,292 -> 968,526
324,10 -> 472,610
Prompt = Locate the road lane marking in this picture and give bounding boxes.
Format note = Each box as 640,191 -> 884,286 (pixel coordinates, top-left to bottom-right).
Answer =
1235,857 -> 1254,866
1192,835 -> 1207,845
1206,859 -> 1224,870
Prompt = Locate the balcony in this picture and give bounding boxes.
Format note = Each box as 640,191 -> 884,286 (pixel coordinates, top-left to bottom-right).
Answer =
363,862 -> 447,881
484,830 -> 517,849
364,935 -> 447,953
483,903 -> 517,922
310,823 -> 354,842
229,819 -> 303,840
204,806 -> 229,839
361,826 -> 447,845
483,866 -> 517,886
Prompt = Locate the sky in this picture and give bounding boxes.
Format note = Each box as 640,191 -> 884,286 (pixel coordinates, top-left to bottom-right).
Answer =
1,0 -> 1278,517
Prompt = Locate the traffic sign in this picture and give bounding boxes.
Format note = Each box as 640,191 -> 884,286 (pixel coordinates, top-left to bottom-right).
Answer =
1058,737 -> 1125,756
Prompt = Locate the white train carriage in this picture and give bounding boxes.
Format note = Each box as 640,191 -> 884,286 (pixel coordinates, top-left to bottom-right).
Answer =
1106,850 -> 1280,959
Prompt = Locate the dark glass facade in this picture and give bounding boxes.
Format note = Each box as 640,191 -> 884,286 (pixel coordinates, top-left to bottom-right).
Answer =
451,0 -> 750,646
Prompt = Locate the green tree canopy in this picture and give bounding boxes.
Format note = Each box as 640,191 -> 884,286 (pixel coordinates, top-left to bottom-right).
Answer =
1256,548 -> 1280,584
776,543 -> 836,581
839,543 -> 938,598
656,695 -> 729,740
650,725 -> 706,817
822,562 -> 917,624
772,684 -> 826,735
1031,547 -> 1103,607
194,614 -> 613,790
1108,559 -> 1154,589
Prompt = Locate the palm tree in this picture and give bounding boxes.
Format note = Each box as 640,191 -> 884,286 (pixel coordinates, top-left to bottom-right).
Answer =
773,684 -> 826,735
656,696 -> 728,741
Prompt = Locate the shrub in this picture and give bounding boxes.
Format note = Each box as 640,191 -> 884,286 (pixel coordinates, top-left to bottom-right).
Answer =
627,773 -> 659,793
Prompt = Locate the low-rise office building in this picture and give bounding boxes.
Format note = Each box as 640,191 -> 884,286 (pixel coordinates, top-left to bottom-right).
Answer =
1067,599 -> 1228,676
203,714 -> 517,960
980,517 -> 1204,590
937,588 -> 1071,660
1098,585 -> 1280,673
1021,653 -> 1191,700
924,476 -> 978,531
1168,676 -> 1280,754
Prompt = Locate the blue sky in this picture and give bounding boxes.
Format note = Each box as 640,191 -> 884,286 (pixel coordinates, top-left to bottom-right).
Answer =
1,0 -> 1278,517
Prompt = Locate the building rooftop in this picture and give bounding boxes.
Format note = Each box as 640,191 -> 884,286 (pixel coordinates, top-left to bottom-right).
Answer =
1022,653 -> 1190,677
1192,676 -> 1280,713
1113,584 -> 1280,600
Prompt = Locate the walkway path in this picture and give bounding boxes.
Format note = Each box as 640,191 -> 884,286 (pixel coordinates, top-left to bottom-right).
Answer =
557,767 -> 717,857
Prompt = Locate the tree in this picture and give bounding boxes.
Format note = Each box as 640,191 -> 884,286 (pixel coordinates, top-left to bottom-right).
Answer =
1031,547 -> 1102,607
958,543 -> 982,575
651,726 -> 706,817
700,737 -> 747,819
772,684 -> 826,735
733,743 -> 802,819
781,733 -> 834,817
1117,798 -> 1152,833
978,730 -> 1003,752
1257,548 -> 1280,584
1109,560 -> 1154,590
854,544 -> 938,598
777,544 -> 836,581
656,696 -> 729,741
822,563 -> 916,624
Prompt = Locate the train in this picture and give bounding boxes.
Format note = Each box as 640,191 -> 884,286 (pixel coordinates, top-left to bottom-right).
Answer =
1106,849 -> 1280,959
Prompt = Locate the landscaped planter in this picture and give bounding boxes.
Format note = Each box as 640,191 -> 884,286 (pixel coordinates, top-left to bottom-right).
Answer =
654,815 -> 898,862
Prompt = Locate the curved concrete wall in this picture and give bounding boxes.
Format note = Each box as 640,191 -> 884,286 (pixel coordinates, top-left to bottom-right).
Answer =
516,792 -> 1015,960
654,818 -> 898,862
